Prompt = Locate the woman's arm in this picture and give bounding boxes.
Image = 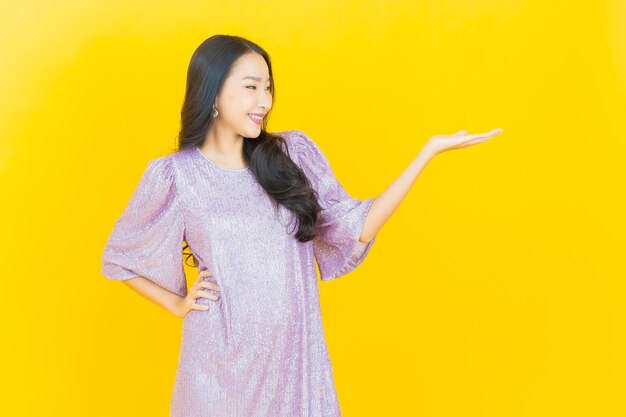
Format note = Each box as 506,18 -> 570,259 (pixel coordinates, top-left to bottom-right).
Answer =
122,277 -> 185,316
359,146 -> 435,243
121,272 -> 221,318
360,128 -> 503,243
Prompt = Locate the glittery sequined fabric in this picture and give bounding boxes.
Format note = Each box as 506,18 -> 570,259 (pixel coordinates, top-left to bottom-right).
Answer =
101,130 -> 377,417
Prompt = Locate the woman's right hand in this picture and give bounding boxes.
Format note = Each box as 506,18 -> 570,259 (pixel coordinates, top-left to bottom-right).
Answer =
174,270 -> 221,318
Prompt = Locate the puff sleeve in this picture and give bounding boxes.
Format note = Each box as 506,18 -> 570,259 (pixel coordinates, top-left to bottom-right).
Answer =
101,155 -> 188,298
291,130 -> 377,281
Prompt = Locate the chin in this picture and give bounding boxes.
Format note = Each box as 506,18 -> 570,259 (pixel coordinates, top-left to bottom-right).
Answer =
243,127 -> 262,138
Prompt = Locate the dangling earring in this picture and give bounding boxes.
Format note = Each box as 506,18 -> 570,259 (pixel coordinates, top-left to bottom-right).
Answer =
211,104 -> 219,118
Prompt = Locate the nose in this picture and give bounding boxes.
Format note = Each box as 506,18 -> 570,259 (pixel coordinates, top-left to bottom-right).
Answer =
258,92 -> 271,111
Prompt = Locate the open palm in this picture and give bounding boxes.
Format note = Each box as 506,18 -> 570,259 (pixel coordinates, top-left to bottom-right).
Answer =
427,128 -> 504,155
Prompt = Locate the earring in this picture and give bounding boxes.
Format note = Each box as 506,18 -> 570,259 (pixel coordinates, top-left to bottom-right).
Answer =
211,104 -> 219,118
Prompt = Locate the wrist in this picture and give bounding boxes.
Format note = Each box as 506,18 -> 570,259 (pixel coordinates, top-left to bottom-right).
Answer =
171,297 -> 188,318
421,142 -> 439,159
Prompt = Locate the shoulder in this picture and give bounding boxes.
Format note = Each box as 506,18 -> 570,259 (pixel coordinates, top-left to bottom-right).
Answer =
145,153 -> 175,178
275,129 -> 326,166
141,153 -> 182,197
278,129 -> 316,148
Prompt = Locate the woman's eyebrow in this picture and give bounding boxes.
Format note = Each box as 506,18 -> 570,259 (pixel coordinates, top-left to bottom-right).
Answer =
241,76 -> 271,82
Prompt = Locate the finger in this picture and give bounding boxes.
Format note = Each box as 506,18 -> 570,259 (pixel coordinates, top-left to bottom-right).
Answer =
483,129 -> 502,139
477,128 -> 502,138
464,135 -> 493,146
464,130 -> 499,141
197,270 -> 213,281
471,128 -> 502,137
200,281 -> 221,291
190,302 -> 210,311
184,296 -> 210,310
197,289 -> 220,300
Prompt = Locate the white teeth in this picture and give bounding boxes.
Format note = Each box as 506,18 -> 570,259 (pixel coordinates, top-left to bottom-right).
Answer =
249,114 -> 263,120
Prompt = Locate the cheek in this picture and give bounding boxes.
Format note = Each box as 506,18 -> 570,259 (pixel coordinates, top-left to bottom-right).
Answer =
220,96 -> 250,117
219,87 -> 246,106
230,92 -> 255,110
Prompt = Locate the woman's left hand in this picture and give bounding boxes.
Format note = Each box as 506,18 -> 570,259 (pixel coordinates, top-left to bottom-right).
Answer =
425,128 -> 504,156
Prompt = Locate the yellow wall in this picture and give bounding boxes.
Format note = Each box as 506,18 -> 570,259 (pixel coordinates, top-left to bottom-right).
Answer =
1,0 -> 625,416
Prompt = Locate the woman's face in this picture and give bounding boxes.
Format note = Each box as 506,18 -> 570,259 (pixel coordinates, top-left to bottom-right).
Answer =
214,52 -> 273,139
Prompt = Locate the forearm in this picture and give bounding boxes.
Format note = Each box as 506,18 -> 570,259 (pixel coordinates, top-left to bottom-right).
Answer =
359,145 -> 437,243
122,276 -> 184,316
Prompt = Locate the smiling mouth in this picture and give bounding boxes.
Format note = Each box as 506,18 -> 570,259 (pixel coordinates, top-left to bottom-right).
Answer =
248,114 -> 264,125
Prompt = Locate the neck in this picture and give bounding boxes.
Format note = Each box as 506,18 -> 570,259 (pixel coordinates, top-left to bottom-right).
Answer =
200,126 -> 246,166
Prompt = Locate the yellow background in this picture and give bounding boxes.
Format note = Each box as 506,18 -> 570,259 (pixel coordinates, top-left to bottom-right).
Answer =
1,0 -> 625,416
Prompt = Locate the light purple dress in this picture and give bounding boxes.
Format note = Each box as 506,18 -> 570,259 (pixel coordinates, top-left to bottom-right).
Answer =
101,129 -> 377,417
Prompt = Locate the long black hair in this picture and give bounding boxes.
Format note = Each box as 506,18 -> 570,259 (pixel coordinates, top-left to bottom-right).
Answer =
175,34 -> 321,267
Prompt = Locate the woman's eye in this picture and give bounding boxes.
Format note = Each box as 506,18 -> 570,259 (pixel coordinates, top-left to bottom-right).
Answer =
246,86 -> 272,91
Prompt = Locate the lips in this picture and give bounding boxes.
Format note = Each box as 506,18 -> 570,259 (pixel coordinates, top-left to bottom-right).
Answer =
248,114 -> 263,125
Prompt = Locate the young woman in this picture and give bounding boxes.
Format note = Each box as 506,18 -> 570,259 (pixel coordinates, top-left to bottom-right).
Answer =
101,34 -> 503,417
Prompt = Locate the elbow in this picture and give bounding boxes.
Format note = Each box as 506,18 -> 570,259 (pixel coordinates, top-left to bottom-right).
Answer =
359,234 -> 375,244
359,220 -> 377,244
